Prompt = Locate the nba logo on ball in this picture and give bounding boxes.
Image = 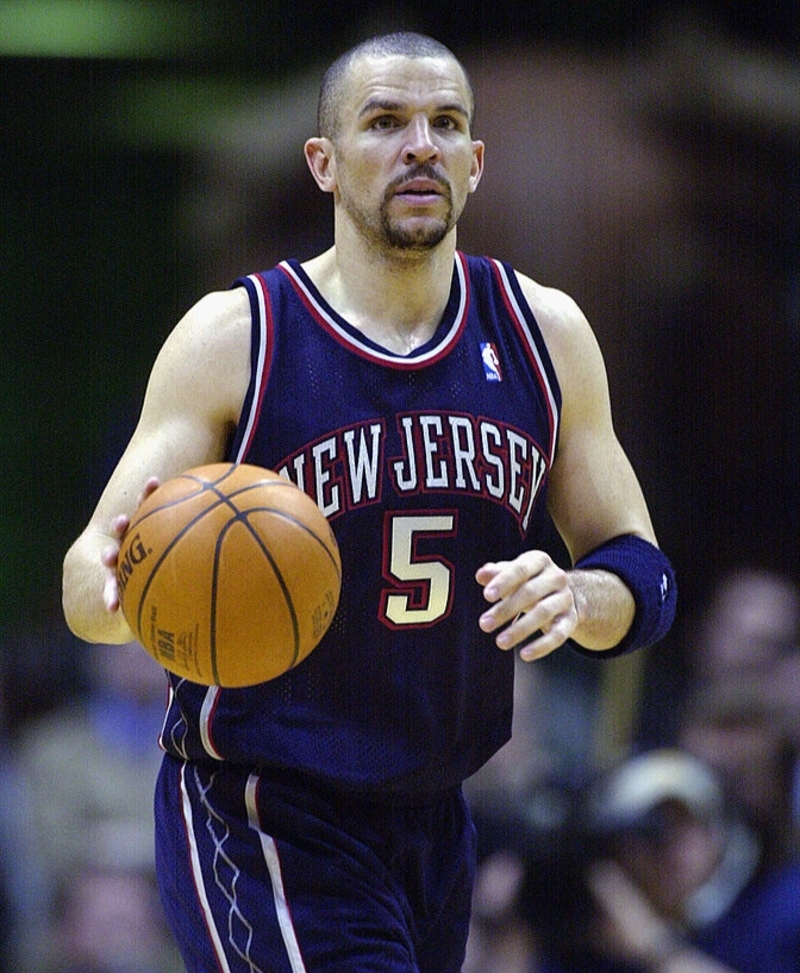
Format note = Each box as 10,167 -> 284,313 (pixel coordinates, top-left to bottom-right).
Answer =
480,342 -> 502,382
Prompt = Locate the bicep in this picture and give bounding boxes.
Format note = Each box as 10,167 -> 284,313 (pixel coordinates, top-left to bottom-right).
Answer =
84,289 -> 251,533
538,291 -> 656,562
548,420 -> 656,565
63,289 -> 250,641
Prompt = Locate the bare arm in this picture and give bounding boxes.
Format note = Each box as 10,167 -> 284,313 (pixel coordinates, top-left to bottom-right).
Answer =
588,861 -> 738,973
477,275 -> 659,659
62,288 -> 252,644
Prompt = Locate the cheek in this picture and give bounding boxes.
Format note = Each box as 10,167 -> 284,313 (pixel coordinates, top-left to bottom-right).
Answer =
337,160 -> 384,202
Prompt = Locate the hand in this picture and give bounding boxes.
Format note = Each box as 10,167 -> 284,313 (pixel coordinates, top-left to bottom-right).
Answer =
99,477 -> 160,613
587,860 -> 677,963
586,861 -> 736,972
476,550 -> 578,660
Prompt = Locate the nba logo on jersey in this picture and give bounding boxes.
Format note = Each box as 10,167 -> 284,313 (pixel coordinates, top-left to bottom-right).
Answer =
480,342 -> 502,382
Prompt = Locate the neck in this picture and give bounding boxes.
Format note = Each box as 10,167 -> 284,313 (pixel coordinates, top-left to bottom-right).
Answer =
302,225 -> 457,355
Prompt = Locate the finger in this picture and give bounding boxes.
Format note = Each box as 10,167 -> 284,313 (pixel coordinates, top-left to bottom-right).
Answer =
518,625 -> 570,661
495,590 -> 577,656
482,552 -> 555,607
498,608 -> 557,653
484,553 -> 544,593
103,572 -> 120,613
109,514 -> 130,539
479,563 -> 555,634
139,477 -> 161,506
475,562 -> 506,600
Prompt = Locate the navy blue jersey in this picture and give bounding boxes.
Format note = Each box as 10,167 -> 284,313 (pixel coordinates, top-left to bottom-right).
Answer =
159,252 -> 561,799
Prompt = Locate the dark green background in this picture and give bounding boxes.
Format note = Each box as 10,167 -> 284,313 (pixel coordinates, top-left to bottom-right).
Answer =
2,0 -> 798,725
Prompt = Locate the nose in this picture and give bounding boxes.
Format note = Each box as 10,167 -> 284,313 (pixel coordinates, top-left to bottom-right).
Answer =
402,116 -> 440,165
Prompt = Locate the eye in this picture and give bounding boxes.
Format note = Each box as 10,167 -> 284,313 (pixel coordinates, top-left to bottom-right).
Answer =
433,115 -> 461,131
370,115 -> 399,131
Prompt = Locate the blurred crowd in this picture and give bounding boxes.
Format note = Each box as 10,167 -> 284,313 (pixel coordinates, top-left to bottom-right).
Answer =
2,5 -> 799,971
2,566 -> 798,971
0,639 -> 182,972
464,566 -> 800,973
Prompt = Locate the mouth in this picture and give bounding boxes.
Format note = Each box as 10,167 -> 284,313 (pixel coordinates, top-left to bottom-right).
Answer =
392,179 -> 447,206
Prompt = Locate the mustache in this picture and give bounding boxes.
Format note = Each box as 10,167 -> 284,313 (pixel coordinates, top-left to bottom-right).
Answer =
388,164 -> 451,195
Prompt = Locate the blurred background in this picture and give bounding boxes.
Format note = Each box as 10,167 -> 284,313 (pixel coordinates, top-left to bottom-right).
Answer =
1,1 -> 799,970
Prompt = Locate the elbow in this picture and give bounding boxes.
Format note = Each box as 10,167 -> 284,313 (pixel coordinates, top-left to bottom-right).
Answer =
61,546 -> 90,640
61,544 -> 110,644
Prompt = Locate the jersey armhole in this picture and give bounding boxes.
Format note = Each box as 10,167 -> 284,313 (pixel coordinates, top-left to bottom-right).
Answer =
227,273 -> 274,464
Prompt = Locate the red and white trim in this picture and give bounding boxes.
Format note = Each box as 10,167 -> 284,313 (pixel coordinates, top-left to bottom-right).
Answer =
199,687 -> 223,761
490,259 -> 560,469
278,253 -> 470,369
245,774 -> 308,972
179,763 -> 233,972
235,273 -> 274,463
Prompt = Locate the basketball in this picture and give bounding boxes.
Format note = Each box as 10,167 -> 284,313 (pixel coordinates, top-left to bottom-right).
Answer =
116,463 -> 341,688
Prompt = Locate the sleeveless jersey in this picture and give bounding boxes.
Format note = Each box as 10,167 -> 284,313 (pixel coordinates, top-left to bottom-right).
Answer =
159,252 -> 561,800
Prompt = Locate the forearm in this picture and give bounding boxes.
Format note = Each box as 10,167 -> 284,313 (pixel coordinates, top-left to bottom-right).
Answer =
572,534 -> 676,654
587,864 -> 736,973
62,535 -> 135,644
644,934 -> 738,973
568,567 -> 635,651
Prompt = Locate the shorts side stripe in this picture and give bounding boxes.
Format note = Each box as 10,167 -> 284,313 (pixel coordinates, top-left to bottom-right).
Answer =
200,687 -> 224,760
180,762 -> 233,973
245,774 -> 308,973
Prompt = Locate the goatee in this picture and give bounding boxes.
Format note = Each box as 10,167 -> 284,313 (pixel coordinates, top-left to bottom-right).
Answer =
379,165 -> 454,251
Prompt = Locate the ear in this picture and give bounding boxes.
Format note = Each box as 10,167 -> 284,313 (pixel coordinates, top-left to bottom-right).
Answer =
467,140 -> 485,194
304,137 -> 336,193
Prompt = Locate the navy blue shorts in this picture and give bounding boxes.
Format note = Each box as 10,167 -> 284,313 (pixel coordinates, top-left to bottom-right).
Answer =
155,754 -> 477,972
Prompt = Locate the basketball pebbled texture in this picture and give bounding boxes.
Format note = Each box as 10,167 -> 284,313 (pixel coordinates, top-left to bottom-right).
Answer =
116,463 -> 341,687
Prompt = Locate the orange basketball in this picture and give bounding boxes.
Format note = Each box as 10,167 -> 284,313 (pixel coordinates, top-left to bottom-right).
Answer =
116,463 -> 341,688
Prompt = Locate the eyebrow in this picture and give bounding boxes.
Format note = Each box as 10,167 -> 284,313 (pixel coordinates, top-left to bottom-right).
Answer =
358,98 -> 470,120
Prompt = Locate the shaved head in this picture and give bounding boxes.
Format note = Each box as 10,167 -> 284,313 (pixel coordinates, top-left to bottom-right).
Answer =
317,32 -> 474,140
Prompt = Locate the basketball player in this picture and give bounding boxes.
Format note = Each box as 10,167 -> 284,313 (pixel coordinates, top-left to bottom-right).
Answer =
63,32 -> 676,973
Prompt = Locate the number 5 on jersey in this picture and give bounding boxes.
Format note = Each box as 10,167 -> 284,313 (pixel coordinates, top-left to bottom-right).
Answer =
380,513 -> 457,627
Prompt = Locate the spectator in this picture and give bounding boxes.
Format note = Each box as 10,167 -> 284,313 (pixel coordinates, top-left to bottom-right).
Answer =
465,778 -> 577,973
678,683 -> 800,972
45,849 -> 180,973
14,642 -> 166,969
689,568 -> 799,685
683,567 -> 800,825
527,749 -> 782,972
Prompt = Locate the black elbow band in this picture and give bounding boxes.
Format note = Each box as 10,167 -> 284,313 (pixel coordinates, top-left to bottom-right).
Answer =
573,534 -> 677,656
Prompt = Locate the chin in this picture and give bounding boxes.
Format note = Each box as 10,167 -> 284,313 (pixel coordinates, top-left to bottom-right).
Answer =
383,217 -> 452,251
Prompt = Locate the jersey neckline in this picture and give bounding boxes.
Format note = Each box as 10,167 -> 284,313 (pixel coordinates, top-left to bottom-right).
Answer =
278,253 -> 470,370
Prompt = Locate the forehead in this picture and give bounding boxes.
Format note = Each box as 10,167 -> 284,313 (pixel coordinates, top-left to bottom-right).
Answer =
343,53 -> 472,116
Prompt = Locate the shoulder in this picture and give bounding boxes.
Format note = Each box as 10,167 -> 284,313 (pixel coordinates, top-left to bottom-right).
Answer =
513,271 -> 592,345
172,286 -> 251,345
145,286 -> 253,426
511,270 -> 607,401
156,287 -> 251,377
462,254 -> 588,342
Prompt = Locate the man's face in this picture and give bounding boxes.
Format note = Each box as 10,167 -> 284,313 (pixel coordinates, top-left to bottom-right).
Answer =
614,802 -> 724,922
323,53 -> 484,253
